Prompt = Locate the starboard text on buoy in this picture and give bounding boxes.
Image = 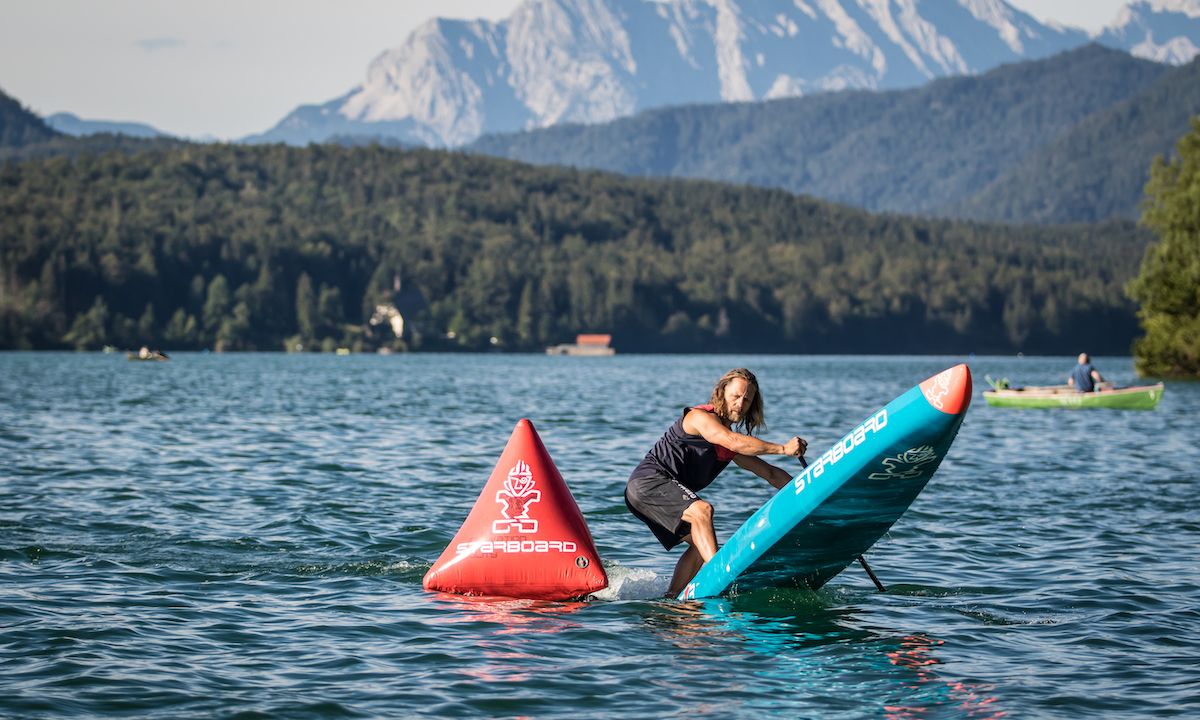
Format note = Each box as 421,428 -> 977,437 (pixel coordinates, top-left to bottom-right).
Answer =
423,419 -> 608,600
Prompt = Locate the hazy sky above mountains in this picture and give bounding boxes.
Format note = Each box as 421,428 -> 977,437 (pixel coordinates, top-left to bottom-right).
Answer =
0,0 -> 1131,140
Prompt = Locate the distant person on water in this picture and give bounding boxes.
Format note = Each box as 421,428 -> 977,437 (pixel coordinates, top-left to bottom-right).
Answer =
624,368 -> 807,598
1068,353 -> 1105,392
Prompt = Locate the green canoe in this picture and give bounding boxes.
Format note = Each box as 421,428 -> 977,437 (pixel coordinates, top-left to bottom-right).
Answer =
982,383 -> 1164,409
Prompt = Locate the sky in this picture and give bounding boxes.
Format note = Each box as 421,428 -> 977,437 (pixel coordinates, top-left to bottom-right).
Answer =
0,0 -> 1133,141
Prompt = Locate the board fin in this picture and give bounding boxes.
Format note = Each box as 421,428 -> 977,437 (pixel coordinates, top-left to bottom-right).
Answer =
423,419 -> 608,601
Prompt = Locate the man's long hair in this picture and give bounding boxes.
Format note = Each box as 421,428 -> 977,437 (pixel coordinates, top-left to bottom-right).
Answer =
710,367 -> 765,435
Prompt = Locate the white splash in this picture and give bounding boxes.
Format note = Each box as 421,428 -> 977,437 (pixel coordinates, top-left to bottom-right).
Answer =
591,564 -> 669,600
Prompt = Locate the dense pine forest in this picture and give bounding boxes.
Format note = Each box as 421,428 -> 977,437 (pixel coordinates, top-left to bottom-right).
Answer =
0,141 -> 1151,354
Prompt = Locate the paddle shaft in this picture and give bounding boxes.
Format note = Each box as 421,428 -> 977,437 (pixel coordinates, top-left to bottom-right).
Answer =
797,453 -> 887,592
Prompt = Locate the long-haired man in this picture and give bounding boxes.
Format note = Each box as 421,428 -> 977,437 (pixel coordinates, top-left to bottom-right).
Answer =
624,368 -> 806,597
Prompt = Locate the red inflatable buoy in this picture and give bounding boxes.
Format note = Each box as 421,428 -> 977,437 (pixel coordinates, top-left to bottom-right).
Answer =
422,419 -> 608,600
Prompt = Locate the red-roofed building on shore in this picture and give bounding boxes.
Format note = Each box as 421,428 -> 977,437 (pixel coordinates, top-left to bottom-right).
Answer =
546,334 -> 615,356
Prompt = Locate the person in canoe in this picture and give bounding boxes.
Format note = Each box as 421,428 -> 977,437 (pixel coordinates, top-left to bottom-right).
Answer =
1068,353 -> 1105,392
624,367 -> 807,598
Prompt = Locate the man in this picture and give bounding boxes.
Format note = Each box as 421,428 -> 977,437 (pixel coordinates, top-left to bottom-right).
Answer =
624,368 -> 807,598
1068,353 -> 1105,392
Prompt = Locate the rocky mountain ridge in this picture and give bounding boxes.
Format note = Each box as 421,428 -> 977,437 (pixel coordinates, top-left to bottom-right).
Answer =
246,0 -> 1200,147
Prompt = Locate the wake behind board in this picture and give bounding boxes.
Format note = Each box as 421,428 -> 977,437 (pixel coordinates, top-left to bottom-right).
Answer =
679,364 -> 972,600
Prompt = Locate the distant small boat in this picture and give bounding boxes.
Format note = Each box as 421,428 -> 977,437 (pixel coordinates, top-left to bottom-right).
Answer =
127,350 -> 169,362
983,381 -> 1164,409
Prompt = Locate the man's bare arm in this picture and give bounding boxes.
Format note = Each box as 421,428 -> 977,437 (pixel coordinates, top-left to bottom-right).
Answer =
683,409 -> 806,458
733,454 -> 794,489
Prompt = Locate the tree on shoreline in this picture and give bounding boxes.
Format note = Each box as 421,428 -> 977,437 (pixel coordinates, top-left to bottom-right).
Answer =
1127,116 -> 1200,377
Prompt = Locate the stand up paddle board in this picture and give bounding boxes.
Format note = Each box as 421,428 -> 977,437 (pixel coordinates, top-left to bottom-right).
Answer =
679,364 -> 971,600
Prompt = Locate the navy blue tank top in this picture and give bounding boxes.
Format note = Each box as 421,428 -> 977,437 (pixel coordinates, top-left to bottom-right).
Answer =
632,405 -> 736,492
1071,362 -> 1096,392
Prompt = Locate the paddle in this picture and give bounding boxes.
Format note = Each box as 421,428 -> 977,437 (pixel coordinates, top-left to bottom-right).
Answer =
797,452 -> 887,592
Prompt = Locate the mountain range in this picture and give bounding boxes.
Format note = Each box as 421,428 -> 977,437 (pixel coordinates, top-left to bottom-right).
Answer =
0,88 -> 189,164
6,1 -> 1200,225
942,51 -> 1200,223
469,44 -> 1200,223
45,113 -> 169,139
6,43 -> 1199,225
246,0 -> 1200,148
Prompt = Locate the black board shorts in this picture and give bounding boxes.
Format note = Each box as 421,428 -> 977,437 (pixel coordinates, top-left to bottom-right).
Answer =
625,471 -> 702,550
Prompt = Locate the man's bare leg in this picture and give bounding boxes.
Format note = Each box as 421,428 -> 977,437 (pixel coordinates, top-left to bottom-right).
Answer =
666,543 -> 704,597
665,500 -> 717,597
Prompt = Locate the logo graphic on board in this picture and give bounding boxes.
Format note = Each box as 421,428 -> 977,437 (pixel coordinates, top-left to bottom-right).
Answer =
922,369 -> 954,410
493,460 -> 541,534
868,445 -> 939,480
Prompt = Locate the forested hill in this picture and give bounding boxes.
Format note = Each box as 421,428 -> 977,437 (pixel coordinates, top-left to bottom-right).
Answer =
939,55 -> 1200,224
0,87 -> 189,163
1,143 -> 1150,355
0,87 -> 60,148
467,45 -> 1172,223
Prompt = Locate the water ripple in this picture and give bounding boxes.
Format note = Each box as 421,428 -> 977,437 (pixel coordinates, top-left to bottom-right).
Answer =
2,352 -> 1198,718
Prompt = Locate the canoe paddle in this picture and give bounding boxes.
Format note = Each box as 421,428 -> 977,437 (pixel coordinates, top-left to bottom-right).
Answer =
797,452 -> 887,592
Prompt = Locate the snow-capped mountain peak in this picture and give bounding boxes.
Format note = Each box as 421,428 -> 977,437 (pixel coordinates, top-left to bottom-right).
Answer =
1102,0 -> 1200,63
245,0 -> 1200,148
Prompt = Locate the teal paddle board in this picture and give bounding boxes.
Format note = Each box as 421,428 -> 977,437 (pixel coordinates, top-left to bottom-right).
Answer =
679,364 -> 972,600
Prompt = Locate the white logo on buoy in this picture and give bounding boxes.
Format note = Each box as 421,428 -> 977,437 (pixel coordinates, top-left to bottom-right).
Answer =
493,460 -> 541,534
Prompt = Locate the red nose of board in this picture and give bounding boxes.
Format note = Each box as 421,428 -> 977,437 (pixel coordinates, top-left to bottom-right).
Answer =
422,418 -> 608,600
918,364 -> 972,415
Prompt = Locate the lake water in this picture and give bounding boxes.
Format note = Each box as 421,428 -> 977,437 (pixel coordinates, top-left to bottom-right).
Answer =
2,352 -> 1197,719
